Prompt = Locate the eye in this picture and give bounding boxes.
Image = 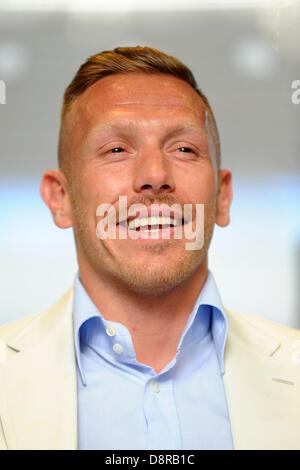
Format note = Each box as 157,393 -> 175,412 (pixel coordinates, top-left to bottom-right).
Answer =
178,147 -> 193,153
110,147 -> 124,153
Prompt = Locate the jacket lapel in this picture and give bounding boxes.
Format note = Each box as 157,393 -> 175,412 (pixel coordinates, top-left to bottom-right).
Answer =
0,289 -> 77,450
224,310 -> 300,450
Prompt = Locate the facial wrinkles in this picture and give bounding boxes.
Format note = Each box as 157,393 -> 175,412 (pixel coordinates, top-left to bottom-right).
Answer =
78,101 -> 186,158
87,83 -> 188,111
111,101 -> 187,108
106,79 -> 187,103
82,100 -> 209,156
105,88 -> 218,178
83,74 -> 200,118
68,78 -> 216,178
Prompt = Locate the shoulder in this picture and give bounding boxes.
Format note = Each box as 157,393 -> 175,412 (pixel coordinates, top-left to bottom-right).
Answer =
224,308 -> 300,360
0,287 -> 74,346
225,308 -> 299,340
0,312 -> 41,344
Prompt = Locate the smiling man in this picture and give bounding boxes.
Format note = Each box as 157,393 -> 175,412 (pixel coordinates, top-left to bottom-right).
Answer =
0,47 -> 299,451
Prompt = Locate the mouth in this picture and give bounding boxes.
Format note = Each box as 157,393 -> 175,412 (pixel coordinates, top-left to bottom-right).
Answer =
119,215 -> 186,232
115,210 -> 191,243
95,202 -> 198,246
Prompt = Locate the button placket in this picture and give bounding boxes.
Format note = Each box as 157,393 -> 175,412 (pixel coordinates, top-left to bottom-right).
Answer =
149,380 -> 160,393
112,343 -> 123,354
106,325 -> 116,337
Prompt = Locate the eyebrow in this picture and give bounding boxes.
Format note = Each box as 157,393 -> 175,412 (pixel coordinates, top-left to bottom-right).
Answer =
86,121 -> 207,148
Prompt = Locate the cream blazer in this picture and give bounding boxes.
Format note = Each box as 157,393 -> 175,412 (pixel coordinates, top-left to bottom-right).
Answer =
0,288 -> 299,450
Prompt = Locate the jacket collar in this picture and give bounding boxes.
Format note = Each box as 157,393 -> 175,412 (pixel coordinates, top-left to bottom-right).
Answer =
0,288 -> 77,450
223,309 -> 300,449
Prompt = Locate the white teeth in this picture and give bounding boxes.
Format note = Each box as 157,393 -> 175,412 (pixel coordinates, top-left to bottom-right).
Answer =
127,216 -> 180,230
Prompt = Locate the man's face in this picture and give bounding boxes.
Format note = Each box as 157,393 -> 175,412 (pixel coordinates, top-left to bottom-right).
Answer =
59,72 -> 231,294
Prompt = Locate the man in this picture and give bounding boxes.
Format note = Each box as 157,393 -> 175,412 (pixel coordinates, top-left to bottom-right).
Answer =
0,46 -> 299,451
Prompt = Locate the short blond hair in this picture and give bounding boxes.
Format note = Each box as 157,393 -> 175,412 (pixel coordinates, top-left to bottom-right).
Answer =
58,46 -> 220,171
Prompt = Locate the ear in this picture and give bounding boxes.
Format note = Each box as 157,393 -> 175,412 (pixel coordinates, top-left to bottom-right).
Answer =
40,170 -> 73,229
215,169 -> 233,227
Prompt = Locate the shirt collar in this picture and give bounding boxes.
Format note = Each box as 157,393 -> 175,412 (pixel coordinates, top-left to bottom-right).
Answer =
73,273 -> 101,386
196,271 -> 228,375
73,270 -> 228,385
175,271 -> 228,374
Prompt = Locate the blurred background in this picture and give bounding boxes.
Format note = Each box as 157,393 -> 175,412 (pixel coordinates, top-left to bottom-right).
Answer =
0,0 -> 299,328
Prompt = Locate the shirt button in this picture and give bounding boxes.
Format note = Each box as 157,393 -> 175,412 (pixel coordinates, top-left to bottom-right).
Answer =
113,343 -> 123,354
106,325 -> 116,337
149,380 -> 160,393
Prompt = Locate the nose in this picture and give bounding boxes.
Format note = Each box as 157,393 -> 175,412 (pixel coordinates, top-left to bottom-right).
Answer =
132,146 -> 175,195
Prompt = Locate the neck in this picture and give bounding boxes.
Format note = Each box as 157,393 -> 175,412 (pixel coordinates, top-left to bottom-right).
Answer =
77,259 -> 209,373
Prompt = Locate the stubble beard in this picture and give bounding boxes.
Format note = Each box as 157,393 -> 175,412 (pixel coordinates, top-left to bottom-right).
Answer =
70,193 -> 216,297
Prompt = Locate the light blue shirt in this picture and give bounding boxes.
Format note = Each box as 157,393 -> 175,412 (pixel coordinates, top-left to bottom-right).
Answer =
73,271 -> 234,450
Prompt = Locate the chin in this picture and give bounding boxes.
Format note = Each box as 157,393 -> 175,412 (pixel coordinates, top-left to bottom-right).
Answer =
115,251 -> 203,296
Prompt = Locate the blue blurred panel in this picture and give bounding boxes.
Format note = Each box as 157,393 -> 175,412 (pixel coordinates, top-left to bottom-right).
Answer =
0,178 -> 77,325
0,175 -> 299,327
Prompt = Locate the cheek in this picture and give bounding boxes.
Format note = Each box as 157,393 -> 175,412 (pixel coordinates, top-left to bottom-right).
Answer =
69,174 -> 98,224
73,167 -> 128,226
83,163 -> 130,198
180,167 -> 217,204
75,166 -> 104,203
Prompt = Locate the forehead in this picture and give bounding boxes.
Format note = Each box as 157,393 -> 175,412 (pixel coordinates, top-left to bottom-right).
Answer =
67,72 -> 207,134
